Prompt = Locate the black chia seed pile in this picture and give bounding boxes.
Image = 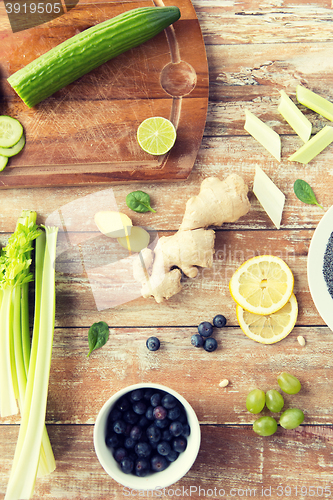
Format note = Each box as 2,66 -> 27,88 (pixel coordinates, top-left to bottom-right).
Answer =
323,231 -> 333,298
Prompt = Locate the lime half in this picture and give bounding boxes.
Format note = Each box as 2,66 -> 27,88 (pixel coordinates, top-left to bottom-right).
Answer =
137,117 -> 176,155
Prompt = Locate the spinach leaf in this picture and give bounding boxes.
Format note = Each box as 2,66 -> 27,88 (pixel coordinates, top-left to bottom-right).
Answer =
126,190 -> 156,213
293,179 -> 323,209
87,321 -> 109,357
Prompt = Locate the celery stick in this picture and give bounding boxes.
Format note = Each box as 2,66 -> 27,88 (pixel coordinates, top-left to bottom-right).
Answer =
13,286 -> 27,412
278,90 -> 312,142
21,282 -> 31,376
244,109 -> 281,161
5,226 -> 58,500
0,288 -> 18,416
297,85 -> 333,121
253,165 -> 285,229
288,125 -> 333,164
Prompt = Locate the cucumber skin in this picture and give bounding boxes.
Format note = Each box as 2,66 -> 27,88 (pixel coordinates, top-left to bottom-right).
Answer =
7,6 -> 181,108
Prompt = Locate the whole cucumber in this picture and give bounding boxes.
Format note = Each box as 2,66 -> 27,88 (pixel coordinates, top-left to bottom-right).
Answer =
7,6 -> 181,108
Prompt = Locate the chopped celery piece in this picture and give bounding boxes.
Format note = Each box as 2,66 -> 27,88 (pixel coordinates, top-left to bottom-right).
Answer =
296,85 -> 333,121
253,165 -> 285,229
278,90 -> 312,142
288,125 -> 333,164
244,109 -> 281,161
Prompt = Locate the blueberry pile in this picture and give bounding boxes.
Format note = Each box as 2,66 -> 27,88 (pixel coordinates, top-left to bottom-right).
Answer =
191,314 -> 227,352
105,388 -> 190,476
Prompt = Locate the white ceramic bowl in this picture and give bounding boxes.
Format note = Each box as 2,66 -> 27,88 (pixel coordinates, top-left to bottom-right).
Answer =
93,383 -> 201,489
307,205 -> 333,331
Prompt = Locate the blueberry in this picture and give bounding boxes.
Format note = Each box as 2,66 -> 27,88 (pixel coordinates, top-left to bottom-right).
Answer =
153,405 -> 167,420
113,447 -> 127,462
145,406 -> 154,420
161,394 -> 177,409
191,334 -> 204,348
162,429 -> 172,441
155,418 -> 170,429
151,455 -> 169,472
130,425 -> 142,441
157,441 -> 171,456
178,411 -> 188,424
203,337 -> 218,352
138,415 -> 149,428
146,424 -> 161,443
150,393 -> 162,407
133,401 -> 147,415
120,457 -> 134,474
135,458 -> 150,477
108,407 -> 122,422
124,437 -> 136,450
117,397 -> 131,412
123,410 -> 139,425
130,389 -> 144,401
169,421 -> 183,437
197,321 -> 214,337
173,437 -> 187,453
105,433 -> 121,449
146,336 -> 160,351
166,449 -> 179,462
135,441 -> 152,458
113,420 -> 127,435
143,388 -> 155,401
213,314 -> 227,328
168,406 -> 181,420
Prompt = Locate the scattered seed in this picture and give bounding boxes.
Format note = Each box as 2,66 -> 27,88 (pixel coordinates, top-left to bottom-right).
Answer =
297,335 -> 306,347
219,379 -> 229,388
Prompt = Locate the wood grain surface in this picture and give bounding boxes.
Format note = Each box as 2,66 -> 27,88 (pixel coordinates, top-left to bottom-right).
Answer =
1,0 -> 333,499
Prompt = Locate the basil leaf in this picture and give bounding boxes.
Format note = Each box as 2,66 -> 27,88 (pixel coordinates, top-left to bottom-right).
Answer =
293,179 -> 323,209
87,321 -> 109,357
126,190 -> 156,213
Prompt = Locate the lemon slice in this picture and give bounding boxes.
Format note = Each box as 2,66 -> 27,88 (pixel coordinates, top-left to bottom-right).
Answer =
229,255 -> 294,315
236,293 -> 298,344
137,116 -> 176,155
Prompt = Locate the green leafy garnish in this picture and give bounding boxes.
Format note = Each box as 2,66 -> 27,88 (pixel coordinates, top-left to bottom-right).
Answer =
126,190 -> 156,213
87,321 -> 109,357
293,179 -> 323,209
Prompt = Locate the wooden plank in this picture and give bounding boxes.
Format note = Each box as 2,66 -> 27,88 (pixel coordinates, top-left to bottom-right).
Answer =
1,324 -> 330,425
2,424 -> 333,499
194,0 -> 333,45
42,228 -> 317,328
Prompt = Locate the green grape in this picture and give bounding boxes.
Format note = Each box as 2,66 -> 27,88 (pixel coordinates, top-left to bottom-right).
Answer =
253,416 -> 278,436
277,372 -> 301,395
246,389 -> 265,414
279,408 -> 304,430
265,390 -> 284,413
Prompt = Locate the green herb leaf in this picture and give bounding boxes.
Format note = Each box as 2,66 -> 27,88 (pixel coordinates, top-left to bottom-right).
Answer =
293,179 -> 323,209
87,321 -> 109,357
126,190 -> 156,213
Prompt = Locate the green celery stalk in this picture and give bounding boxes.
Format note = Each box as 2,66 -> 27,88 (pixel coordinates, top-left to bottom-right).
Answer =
297,85 -> 333,121
5,226 -> 58,500
0,210 -> 39,417
244,109 -> 281,161
0,287 -> 18,416
288,125 -> 333,164
278,90 -> 312,142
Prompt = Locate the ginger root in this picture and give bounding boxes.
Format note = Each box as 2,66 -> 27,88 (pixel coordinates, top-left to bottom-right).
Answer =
133,174 -> 250,302
180,174 -> 251,231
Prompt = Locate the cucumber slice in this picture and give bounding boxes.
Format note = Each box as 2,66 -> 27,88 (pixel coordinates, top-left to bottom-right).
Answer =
0,115 -> 23,147
0,134 -> 25,157
0,155 -> 9,171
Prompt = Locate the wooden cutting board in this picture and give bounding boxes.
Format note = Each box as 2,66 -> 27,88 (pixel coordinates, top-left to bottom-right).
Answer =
0,0 -> 208,188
